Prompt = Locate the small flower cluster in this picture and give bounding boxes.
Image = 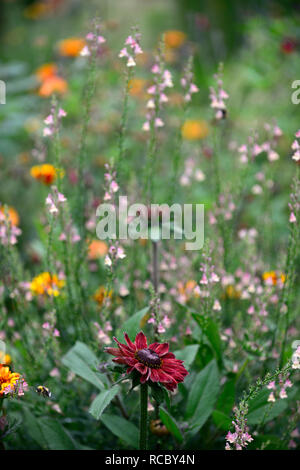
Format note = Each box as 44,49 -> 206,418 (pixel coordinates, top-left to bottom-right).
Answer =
180,58 -> 199,103
119,30 -> 143,67
43,106 -> 67,138
180,157 -> 205,186
237,134 -> 264,164
267,375 -> 293,402
209,192 -> 236,224
288,171 -> 300,224
142,51 -> 173,131
209,63 -> 229,120
45,186 -> 67,215
81,23 -> 106,57
225,405 -> 253,450
260,123 -> 282,162
94,320 -> 112,345
291,129 -> 300,162
42,311 -> 60,338
194,249 -> 222,313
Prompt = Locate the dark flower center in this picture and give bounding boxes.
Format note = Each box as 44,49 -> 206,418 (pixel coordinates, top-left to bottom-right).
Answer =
136,348 -> 162,369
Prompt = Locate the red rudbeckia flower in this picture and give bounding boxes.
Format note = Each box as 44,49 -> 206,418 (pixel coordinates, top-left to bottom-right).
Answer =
105,331 -> 188,391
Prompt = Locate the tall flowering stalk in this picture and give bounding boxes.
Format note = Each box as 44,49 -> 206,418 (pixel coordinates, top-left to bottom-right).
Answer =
225,361 -> 292,450
117,28 -> 143,184
209,63 -> 229,201
209,65 -> 231,273
276,138 -> 300,364
169,56 -> 198,203
76,20 -> 106,238
143,42 -> 173,201
101,163 -> 126,326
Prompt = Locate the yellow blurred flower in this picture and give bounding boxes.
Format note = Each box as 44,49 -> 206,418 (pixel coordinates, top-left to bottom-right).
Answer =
58,38 -> 86,57
181,120 -> 209,140
262,271 -> 286,286
0,364 -> 20,396
93,286 -> 112,306
30,272 -> 65,297
0,205 -> 19,226
30,164 -> 63,185
38,75 -> 68,97
164,30 -> 187,49
0,351 -> 11,366
88,240 -> 108,260
225,285 -> 241,299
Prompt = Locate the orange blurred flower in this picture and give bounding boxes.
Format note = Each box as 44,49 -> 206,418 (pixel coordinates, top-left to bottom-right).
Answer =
30,164 -> 62,185
0,206 -> 19,226
164,30 -> 186,49
58,38 -> 86,57
38,75 -> 68,97
24,2 -> 50,20
181,120 -> 209,140
0,351 -> 12,366
88,240 -> 108,260
35,63 -> 58,82
93,286 -> 112,306
128,78 -> 147,98
0,364 -> 20,396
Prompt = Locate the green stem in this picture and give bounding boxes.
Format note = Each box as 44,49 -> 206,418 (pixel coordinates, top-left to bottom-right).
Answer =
139,383 -> 148,450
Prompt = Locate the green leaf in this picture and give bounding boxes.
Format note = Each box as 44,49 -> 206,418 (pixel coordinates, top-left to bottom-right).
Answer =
213,379 -> 235,430
22,407 -> 47,449
38,417 -> 77,450
216,379 -> 235,414
192,313 -> 222,366
62,342 -> 105,390
185,360 -> 220,434
149,382 -> 165,405
173,344 -> 199,368
100,414 -> 139,449
247,398 -> 288,425
212,410 -> 232,430
89,386 -> 120,420
122,306 -> 149,340
159,407 -> 183,443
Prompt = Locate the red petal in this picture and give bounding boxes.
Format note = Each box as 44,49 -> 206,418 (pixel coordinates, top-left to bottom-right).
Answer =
105,347 -> 121,356
124,332 -> 136,352
135,363 -> 148,375
151,342 -> 169,356
135,331 -> 147,349
140,368 -> 151,383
